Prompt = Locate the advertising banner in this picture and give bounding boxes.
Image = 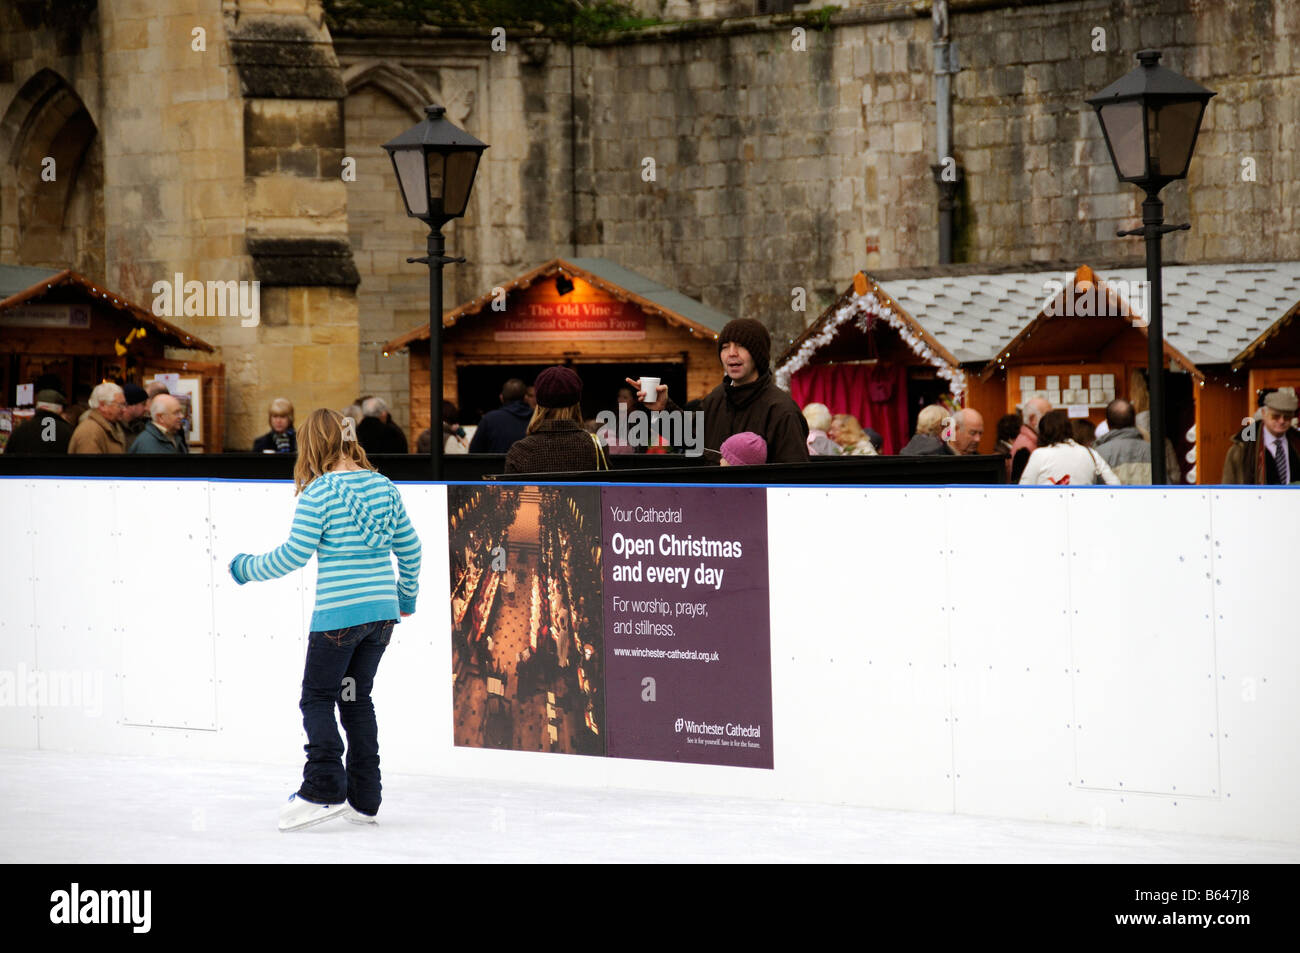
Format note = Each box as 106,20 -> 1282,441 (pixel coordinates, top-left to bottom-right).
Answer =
446,484 -> 773,769
601,486 -> 773,768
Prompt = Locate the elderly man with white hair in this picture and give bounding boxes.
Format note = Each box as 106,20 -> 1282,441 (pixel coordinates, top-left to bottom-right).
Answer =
128,394 -> 189,454
356,396 -> 409,454
945,407 -> 985,455
67,382 -> 128,454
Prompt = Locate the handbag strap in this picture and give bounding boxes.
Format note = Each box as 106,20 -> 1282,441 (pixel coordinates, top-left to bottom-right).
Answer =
590,432 -> 609,471
1085,446 -> 1103,481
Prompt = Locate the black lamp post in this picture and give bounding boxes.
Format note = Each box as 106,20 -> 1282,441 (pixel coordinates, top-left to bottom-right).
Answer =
383,104 -> 488,478
1087,50 -> 1214,484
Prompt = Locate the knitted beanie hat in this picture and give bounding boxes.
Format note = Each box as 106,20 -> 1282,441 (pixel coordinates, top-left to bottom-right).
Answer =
720,431 -> 768,466
534,365 -> 583,408
122,383 -> 148,406
717,318 -> 771,375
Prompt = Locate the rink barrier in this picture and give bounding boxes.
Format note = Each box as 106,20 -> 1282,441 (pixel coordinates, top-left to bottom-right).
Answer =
0,451 -> 1004,484
0,476 -> 1296,844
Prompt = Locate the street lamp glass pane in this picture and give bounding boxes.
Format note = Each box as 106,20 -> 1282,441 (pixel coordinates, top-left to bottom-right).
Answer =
1147,100 -> 1204,178
443,151 -> 480,217
426,152 -> 445,211
1100,101 -> 1146,179
392,148 -> 428,216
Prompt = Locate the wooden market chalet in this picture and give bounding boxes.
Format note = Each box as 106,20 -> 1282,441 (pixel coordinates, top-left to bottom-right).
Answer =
382,257 -> 735,438
776,261 -> 1300,481
0,264 -> 224,451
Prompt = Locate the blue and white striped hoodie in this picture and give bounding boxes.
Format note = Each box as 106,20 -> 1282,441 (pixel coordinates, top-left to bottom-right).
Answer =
229,470 -> 421,632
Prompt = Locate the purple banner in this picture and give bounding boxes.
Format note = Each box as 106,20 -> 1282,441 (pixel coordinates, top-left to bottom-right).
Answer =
601,486 -> 773,768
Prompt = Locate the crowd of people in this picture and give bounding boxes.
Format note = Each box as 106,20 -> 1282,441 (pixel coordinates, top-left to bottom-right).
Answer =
4,379 -> 192,454
794,388 -> 1298,487
8,314 -> 1296,484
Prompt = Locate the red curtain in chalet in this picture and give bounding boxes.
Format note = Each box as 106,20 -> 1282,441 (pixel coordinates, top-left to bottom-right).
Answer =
789,363 -> 910,455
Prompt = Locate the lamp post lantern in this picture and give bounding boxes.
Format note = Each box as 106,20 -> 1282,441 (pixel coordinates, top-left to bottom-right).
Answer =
384,104 -> 488,478
1087,49 -> 1214,484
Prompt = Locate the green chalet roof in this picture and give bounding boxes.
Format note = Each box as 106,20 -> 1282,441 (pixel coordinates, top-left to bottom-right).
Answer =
565,258 -> 733,335
0,264 -> 61,300
0,263 -> 215,350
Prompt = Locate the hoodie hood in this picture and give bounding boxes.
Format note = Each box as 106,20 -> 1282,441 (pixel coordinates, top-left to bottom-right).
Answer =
504,399 -> 533,421
328,472 -> 398,548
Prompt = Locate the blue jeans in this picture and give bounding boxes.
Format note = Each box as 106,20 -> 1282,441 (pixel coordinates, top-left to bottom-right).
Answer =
298,619 -> 394,815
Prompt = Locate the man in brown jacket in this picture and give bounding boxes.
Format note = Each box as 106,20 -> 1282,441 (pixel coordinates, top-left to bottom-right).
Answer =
1222,390 -> 1300,485
67,382 -> 128,454
634,318 -> 809,463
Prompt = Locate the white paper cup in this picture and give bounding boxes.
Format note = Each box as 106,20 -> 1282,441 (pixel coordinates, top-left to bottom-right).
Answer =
639,377 -> 661,401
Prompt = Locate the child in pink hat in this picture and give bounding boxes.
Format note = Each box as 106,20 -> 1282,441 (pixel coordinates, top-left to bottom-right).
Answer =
719,431 -> 767,466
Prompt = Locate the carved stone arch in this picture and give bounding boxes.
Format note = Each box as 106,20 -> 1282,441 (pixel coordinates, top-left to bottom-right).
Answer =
2,69 -> 64,161
0,68 -> 104,276
342,61 -> 437,119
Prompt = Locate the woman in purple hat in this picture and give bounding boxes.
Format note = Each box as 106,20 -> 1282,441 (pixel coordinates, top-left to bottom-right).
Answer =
505,365 -> 601,474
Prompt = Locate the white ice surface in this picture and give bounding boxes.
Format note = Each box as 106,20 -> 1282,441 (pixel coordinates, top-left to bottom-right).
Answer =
3,748 -> 1295,864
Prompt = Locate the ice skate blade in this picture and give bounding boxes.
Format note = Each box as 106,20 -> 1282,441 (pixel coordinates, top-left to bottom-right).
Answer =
344,807 -> 378,825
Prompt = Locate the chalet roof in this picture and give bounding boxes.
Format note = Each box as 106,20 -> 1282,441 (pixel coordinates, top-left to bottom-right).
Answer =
777,260 -> 1300,371
1232,295 -> 1300,368
980,265 -> 1203,383
881,269 -> 1059,365
382,257 -> 733,351
776,271 -> 967,397
0,264 -> 61,299
565,257 -> 733,334
0,265 -> 216,351
1108,263 -> 1300,367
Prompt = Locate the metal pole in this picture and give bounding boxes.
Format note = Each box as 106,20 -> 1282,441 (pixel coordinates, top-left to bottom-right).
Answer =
1142,191 -> 1166,485
931,0 -> 956,264
429,227 -> 444,479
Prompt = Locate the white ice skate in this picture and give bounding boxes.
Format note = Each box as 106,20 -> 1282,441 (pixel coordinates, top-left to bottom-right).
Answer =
343,806 -> 378,825
278,793 -> 347,832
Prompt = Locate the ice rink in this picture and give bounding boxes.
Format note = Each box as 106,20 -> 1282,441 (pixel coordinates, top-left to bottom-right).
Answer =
2,748 -> 1295,864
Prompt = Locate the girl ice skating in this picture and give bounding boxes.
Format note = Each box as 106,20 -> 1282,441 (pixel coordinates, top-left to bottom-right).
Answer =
228,408 -> 421,831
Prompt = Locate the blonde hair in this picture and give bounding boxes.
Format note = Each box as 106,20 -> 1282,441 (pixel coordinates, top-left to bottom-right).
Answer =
802,402 -> 832,431
916,404 -> 947,437
268,397 -> 294,424
831,413 -> 865,444
293,408 -> 376,495
526,402 -> 583,435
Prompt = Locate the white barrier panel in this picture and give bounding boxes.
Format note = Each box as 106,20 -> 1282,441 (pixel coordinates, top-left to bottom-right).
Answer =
1,477 -> 1296,843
